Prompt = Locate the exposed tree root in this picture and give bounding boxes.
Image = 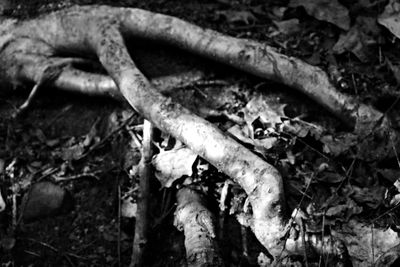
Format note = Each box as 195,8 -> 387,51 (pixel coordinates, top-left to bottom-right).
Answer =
0,4 -> 391,263
0,5 -> 289,260
52,68 -> 205,101
0,5 -> 386,131
174,187 -> 223,267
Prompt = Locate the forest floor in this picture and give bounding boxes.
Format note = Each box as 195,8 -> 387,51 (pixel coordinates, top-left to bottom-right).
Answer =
1,0 -> 400,266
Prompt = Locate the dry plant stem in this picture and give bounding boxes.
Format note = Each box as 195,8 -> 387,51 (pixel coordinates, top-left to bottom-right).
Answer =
174,187 -> 223,267
131,120 -> 154,267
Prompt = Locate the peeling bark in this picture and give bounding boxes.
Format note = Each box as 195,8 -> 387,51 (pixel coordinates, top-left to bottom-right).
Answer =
174,187 -> 223,267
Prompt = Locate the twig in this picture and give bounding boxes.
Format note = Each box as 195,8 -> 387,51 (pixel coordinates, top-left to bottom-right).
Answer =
37,167 -> 60,181
241,224 -> 248,259
15,82 -> 41,116
44,104 -> 73,130
371,223 -> 375,265
130,119 -> 154,267
219,180 -> 230,239
300,219 -> 309,267
118,184 -> 121,267
5,159 -> 18,230
23,237 -> 88,266
52,170 -> 101,182
279,174 -> 314,260
126,126 -> 142,148
391,134 -> 400,169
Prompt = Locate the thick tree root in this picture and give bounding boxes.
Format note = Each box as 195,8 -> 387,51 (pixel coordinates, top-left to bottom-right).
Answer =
0,5 -> 385,131
0,4 -> 385,262
52,67 -> 205,100
0,5 -> 289,260
174,187 -> 224,267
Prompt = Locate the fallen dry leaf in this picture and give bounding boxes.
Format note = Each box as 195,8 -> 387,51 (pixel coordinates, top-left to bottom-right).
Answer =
60,143 -> 85,161
227,124 -> 278,153
269,6 -> 288,20
317,171 -> 344,183
351,185 -> 385,209
378,0 -> 400,39
289,0 -> 350,30
321,133 -> 357,156
332,219 -> 399,267
153,147 -> 198,188
121,197 -> 137,218
273,19 -> 300,35
217,10 -> 257,25
333,16 -> 380,62
242,94 -> 286,137
325,198 -> 363,221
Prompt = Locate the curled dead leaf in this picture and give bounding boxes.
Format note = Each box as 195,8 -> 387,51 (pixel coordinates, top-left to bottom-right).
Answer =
289,0 -> 350,30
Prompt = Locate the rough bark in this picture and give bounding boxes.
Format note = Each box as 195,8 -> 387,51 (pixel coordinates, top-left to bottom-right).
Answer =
174,187 -> 224,267
0,5 -> 384,131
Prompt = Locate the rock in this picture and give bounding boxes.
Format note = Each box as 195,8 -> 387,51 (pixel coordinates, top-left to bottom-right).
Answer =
21,181 -> 74,222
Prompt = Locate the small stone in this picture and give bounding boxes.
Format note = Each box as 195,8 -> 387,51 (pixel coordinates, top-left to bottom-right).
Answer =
22,181 -> 74,222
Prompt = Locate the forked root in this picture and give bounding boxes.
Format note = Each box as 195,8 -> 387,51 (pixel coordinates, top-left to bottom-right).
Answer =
1,4 -> 389,262
88,20 -> 287,260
